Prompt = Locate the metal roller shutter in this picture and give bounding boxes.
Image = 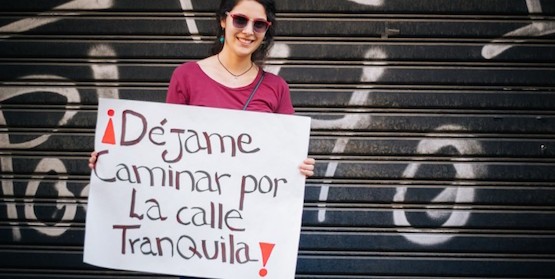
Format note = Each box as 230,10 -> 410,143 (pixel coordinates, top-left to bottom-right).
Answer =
1,0 -> 555,278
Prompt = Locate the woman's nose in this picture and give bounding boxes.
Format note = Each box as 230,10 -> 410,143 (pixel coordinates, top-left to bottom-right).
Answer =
241,21 -> 255,35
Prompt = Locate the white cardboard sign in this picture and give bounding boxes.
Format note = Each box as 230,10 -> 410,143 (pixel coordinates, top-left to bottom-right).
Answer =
84,98 -> 311,279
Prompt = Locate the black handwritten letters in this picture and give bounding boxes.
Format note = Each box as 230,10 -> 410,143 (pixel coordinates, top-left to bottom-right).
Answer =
93,108 -> 286,266
119,109 -> 260,162
114,193 -> 254,263
112,224 -> 254,263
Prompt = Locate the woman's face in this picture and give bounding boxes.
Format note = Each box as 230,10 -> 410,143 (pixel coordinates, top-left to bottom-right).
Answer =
220,0 -> 268,58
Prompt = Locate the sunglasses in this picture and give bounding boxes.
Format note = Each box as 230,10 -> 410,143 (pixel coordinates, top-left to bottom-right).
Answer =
226,12 -> 272,33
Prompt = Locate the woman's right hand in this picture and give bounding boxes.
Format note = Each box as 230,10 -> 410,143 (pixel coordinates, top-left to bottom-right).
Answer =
88,151 -> 98,170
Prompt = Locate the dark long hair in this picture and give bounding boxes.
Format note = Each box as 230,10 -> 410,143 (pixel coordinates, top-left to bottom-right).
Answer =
211,0 -> 276,64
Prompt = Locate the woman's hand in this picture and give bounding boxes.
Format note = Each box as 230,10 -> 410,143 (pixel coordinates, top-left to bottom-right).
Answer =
299,158 -> 315,177
88,151 -> 98,170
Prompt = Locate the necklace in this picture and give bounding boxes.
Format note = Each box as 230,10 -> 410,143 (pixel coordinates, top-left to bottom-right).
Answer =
217,54 -> 254,79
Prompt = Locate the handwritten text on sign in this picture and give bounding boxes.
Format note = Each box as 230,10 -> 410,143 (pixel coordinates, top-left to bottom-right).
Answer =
84,98 -> 311,279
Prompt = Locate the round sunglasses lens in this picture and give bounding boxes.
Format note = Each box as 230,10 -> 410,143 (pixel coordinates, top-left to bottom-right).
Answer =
233,16 -> 248,28
253,21 -> 268,32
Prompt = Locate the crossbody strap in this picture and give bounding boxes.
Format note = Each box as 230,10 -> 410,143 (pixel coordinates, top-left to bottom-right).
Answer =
242,72 -> 265,111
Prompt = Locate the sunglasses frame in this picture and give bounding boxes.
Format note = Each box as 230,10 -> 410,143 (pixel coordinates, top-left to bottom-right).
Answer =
226,12 -> 272,33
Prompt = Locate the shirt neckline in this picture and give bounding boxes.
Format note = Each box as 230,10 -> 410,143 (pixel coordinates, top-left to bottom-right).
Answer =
193,61 -> 263,91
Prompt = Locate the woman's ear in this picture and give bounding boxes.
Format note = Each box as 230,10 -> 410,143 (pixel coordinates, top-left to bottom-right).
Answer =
220,16 -> 227,29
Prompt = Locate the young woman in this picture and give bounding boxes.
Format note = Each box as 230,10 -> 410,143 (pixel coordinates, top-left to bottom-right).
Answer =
90,0 -> 315,176
89,1 -> 313,278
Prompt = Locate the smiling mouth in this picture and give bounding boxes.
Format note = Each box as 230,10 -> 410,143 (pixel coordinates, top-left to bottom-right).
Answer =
237,37 -> 254,45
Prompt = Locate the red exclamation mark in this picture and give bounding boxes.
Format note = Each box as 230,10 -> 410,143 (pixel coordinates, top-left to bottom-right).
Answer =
102,109 -> 116,145
258,242 -> 275,277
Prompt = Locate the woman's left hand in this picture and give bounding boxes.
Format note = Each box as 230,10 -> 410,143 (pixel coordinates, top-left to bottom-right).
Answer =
299,158 -> 315,177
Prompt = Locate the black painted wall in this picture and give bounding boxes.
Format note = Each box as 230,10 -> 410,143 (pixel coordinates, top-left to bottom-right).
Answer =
1,0 -> 555,278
